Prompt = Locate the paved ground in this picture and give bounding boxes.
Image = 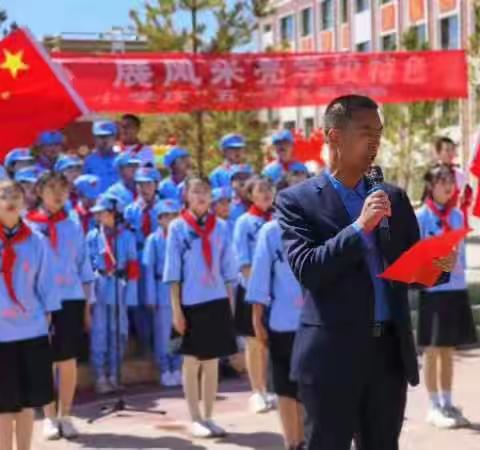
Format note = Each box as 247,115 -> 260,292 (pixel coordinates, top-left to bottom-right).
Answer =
33,350 -> 480,450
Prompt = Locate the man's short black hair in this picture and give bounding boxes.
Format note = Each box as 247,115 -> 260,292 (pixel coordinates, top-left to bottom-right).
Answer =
121,114 -> 141,128
323,95 -> 379,138
434,136 -> 456,154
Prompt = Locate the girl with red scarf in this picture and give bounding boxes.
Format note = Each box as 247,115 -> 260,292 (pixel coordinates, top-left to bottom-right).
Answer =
416,164 -> 476,430
233,176 -> 276,415
26,172 -> 95,442
163,176 -> 237,438
0,180 -> 60,450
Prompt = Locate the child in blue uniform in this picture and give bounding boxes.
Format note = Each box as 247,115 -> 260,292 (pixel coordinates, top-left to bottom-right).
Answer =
0,179 -> 60,450
143,199 -> 183,387
246,183 -> 305,450
233,175 -> 275,414
212,187 -> 232,221
14,167 -> 40,213
53,156 -> 84,212
118,114 -> 155,167
106,153 -> 142,205
124,167 -> 162,353
158,147 -> 192,201
73,175 -> 102,235
164,175 -> 237,438
4,148 -> 35,178
35,131 -> 64,173
87,195 -> 139,394
209,134 -> 253,188
27,172 -> 95,441
416,164 -> 477,429
228,164 -> 253,228
84,121 -> 120,193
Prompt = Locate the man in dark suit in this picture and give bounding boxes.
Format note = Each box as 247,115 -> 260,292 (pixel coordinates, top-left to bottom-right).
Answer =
275,95 -> 455,450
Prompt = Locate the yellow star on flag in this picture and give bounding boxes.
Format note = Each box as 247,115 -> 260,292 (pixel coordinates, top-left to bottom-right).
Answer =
0,50 -> 29,79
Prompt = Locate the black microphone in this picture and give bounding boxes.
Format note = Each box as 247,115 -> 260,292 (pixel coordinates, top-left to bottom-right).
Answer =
366,165 -> 390,241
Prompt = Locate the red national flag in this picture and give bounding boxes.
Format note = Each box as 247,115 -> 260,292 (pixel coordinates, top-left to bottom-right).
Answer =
0,28 -> 87,158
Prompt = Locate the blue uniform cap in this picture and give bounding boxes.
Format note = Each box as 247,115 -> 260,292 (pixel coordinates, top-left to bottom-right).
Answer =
289,161 -> 308,174
114,152 -> 142,169
212,187 -> 232,203
14,167 -> 40,184
5,148 -> 34,169
90,193 -> 126,214
92,120 -> 118,137
220,133 -> 246,151
134,167 -> 161,184
153,199 -> 182,217
53,155 -> 83,173
164,147 -> 190,169
272,129 -> 294,145
229,164 -> 253,181
74,174 -> 102,201
37,130 -> 64,146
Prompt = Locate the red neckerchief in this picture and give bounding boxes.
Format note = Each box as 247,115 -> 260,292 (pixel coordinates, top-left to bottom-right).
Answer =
70,191 -> 79,209
248,204 -> 273,222
0,222 -> 32,313
103,227 -> 117,273
425,198 -> 453,232
279,160 -> 291,173
27,209 -> 68,250
75,203 -> 92,234
141,202 -> 154,237
121,142 -> 143,155
181,210 -> 216,271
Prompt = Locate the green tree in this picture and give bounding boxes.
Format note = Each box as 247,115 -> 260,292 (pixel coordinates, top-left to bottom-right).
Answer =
382,29 -> 439,200
129,0 -> 271,174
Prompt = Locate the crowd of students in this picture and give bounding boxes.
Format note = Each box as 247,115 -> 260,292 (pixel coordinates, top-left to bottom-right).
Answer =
0,113 -> 476,450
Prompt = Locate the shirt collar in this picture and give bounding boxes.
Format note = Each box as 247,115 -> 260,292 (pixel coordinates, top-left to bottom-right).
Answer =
325,170 -> 367,202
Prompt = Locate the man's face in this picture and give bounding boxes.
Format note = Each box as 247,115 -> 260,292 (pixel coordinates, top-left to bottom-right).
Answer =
95,136 -> 116,151
120,119 -> 139,144
224,148 -> 244,164
437,143 -> 457,165
330,109 -> 383,174
275,141 -> 293,163
173,156 -> 193,176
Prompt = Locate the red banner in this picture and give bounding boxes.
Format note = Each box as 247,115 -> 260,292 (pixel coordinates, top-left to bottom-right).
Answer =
52,50 -> 468,114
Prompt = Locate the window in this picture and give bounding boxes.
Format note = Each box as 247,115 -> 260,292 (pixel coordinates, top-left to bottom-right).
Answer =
440,15 -> 459,49
301,7 -> 313,37
356,41 -> 371,52
321,0 -> 334,30
280,15 -> 294,42
356,0 -> 369,13
283,121 -> 296,131
304,118 -> 314,137
381,33 -> 397,51
412,23 -> 427,46
341,0 -> 348,24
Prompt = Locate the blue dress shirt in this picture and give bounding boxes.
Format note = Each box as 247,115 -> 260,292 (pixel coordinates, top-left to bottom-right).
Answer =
326,171 -> 391,321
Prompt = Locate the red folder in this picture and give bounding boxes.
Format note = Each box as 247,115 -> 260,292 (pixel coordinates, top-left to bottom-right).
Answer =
378,228 -> 471,287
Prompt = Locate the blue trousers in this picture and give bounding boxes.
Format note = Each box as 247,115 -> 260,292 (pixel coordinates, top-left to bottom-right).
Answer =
132,272 -> 154,352
153,303 -> 182,373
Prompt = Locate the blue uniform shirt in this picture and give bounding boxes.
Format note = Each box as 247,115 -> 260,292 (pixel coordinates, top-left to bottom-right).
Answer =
416,204 -> 467,292
233,211 -> 269,287
163,216 -> 237,306
27,216 -> 95,303
106,181 -> 137,206
228,198 -> 248,231
0,230 -> 61,342
124,197 -> 161,251
326,172 -> 391,322
210,163 -> 254,189
143,229 -> 170,307
246,221 -> 302,332
86,226 -> 139,307
158,177 -> 185,202
84,149 -> 119,193
262,160 -> 299,184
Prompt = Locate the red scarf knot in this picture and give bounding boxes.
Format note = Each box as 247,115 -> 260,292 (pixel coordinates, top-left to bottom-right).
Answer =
181,210 -> 216,272
0,222 -> 32,313
425,198 -> 453,232
248,204 -> 273,222
26,209 -> 68,251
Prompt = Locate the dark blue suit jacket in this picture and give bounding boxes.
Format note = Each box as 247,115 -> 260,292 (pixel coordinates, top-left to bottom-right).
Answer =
275,173 -> 420,386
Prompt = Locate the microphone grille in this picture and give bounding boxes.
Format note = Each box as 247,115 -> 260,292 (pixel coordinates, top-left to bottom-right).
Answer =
367,165 -> 384,185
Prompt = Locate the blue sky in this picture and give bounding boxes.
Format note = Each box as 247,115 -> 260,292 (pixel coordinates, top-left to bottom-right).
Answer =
1,0 -> 210,38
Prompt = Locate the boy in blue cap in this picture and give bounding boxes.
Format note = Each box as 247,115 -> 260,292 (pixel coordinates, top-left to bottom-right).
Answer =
209,134 -> 253,188
73,175 -> 102,234
35,131 -> 64,173
5,148 -> 35,178
106,153 -> 142,205
228,164 -> 253,229
54,156 -> 84,211
14,167 -> 40,213
212,187 -> 232,221
119,114 -> 155,167
143,199 -> 183,387
84,121 -> 120,194
124,167 -> 162,353
262,130 -> 302,184
158,146 -> 192,201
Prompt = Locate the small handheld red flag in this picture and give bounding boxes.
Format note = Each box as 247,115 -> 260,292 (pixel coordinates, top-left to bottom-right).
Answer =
0,28 -> 87,159
378,228 -> 471,287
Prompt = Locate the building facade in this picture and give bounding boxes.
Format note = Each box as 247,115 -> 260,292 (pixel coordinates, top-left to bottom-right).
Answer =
257,0 -> 473,133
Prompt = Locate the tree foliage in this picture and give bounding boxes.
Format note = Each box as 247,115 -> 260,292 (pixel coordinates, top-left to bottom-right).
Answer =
129,1 -> 271,174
